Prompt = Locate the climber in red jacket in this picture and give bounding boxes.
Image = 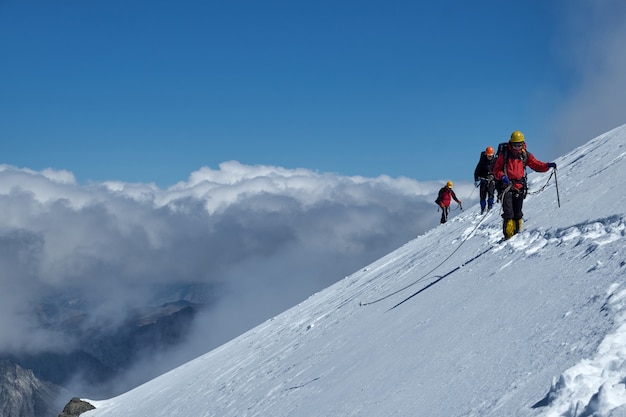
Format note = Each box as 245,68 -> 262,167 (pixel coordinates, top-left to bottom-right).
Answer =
493,130 -> 557,239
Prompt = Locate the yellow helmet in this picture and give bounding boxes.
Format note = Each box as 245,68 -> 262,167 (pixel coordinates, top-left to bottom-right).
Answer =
510,130 -> 525,143
446,181 -> 453,188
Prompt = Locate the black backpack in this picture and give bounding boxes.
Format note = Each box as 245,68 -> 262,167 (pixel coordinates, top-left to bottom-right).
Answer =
434,187 -> 446,206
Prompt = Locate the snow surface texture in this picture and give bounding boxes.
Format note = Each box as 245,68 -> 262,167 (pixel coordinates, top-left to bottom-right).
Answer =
84,124 -> 626,417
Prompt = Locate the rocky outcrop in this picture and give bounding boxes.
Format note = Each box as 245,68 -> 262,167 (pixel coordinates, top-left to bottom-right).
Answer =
0,359 -> 69,417
58,398 -> 95,417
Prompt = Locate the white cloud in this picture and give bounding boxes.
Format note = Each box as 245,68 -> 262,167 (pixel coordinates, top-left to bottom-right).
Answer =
0,162 -> 450,366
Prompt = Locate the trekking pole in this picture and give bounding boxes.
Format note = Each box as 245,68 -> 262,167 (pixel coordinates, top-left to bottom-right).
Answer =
469,177 -> 485,200
554,168 -> 560,208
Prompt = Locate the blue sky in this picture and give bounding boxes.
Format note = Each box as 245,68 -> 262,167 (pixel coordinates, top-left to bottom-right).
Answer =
2,0 -> 625,187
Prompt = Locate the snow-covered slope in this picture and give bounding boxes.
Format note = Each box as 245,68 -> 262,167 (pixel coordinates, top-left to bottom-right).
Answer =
83,125 -> 626,417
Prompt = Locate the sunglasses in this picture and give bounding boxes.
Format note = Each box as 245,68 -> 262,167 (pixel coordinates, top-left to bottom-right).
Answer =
511,143 -> 524,149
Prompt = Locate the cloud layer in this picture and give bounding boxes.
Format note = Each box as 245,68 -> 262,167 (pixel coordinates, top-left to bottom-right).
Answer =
0,162 -> 459,389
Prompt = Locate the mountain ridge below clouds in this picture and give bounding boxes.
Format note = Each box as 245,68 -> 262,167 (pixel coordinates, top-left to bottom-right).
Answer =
13,299 -> 198,389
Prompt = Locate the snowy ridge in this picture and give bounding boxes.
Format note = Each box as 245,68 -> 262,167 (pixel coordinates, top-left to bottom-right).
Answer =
83,124 -> 626,417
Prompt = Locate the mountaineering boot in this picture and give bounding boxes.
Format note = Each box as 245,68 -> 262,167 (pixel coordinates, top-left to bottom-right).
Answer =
504,219 -> 516,239
487,198 -> 494,211
503,218 -> 524,239
480,201 -> 486,214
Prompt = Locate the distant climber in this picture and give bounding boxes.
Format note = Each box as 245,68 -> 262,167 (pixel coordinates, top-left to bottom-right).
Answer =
474,146 -> 496,214
435,181 -> 462,224
493,130 -> 557,239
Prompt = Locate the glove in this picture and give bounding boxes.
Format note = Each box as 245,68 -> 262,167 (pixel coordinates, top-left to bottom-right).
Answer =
501,175 -> 510,185
548,162 -> 557,169
474,180 -> 480,188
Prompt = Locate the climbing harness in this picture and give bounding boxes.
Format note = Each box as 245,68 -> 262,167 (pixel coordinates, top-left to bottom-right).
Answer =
498,168 -> 559,212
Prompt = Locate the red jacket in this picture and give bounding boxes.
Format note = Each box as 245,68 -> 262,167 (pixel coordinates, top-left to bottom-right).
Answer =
436,187 -> 460,208
493,143 -> 550,190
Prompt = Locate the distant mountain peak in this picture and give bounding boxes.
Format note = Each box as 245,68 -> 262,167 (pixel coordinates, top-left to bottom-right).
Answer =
0,360 -> 68,417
